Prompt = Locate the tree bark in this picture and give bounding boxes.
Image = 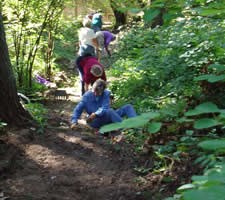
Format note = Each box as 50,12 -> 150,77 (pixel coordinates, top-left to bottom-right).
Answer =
0,12 -> 32,127
109,0 -> 127,29
151,8 -> 165,28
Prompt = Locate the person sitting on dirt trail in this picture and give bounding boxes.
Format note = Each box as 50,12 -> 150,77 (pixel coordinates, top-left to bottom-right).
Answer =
78,17 -> 99,57
96,30 -> 116,58
75,56 -> 106,96
70,79 -> 137,132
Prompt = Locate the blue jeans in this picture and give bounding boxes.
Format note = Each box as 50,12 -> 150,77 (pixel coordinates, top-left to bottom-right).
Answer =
89,104 -> 137,129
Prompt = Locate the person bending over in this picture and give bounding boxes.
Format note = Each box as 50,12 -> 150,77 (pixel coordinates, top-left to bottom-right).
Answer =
78,18 -> 99,57
75,56 -> 106,95
96,30 -> 116,58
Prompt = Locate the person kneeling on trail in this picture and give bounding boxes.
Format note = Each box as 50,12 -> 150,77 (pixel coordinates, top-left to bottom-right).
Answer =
70,79 -> 137,131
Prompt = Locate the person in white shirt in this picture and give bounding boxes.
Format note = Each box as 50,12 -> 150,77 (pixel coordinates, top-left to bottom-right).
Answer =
78,18 -> 99,57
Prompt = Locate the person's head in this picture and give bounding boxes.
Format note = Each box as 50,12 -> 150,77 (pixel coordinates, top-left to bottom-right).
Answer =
96,31 -> 104,48
87,13 -> 94,20
92,79 -> 106,96
82,17 -> 92,28
90,64 -> 103,77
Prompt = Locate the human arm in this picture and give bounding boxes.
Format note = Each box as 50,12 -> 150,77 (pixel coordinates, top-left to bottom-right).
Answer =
86,113 -> 96,123
84,82 -> 89,92
105,46 -> 111,56
92,37 -> 100,60
71,100 -> 85,125
92,37 -> 99,49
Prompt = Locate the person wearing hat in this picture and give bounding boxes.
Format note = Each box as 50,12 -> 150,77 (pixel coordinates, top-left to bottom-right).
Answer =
91,11 -> 103,32
71,79 -> 137,131
76,56 -> 106,95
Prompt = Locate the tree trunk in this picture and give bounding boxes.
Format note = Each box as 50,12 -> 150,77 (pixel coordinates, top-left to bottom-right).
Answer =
0,12 -> 32,127
109,0 -> 127,29
151,8 -> 165,29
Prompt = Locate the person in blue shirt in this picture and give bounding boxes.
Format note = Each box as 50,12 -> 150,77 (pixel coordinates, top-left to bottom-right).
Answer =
71,79 -> 137,131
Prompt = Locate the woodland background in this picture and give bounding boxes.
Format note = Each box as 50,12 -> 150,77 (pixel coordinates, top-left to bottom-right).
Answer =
1,0 -> 225,199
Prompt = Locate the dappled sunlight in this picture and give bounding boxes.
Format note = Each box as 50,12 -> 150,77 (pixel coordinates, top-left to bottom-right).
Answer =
24,144 -> 86,169
57,132 -> 106,155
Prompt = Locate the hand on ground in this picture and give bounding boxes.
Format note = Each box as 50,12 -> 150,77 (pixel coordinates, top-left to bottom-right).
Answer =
86,113 -> 96,123
70,123 -> 78,130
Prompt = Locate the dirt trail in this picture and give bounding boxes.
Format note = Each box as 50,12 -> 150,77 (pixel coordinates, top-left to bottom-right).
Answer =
0,97 -> 147,200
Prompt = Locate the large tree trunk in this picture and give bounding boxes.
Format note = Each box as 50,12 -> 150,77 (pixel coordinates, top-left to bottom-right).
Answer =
109,0 -> 127,29
0,12 -> 32,127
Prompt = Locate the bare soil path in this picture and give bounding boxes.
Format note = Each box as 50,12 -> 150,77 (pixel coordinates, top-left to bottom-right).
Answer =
0,96 -> 147,200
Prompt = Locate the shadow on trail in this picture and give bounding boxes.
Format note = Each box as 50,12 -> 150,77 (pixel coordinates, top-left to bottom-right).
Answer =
0,125 -> 146,200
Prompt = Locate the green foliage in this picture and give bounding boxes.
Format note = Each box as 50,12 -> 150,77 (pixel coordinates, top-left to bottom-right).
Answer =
148,122 -> 162,134
24,103 -> 48,133
3,0 -> 71,88
100,111 -> 160,133
194,118 -> 221,129
185,102 -> 220,116
54,19 -> 80,62
174,164 -> 225,200
198,139 -> 225,152
109,4 -> 225,198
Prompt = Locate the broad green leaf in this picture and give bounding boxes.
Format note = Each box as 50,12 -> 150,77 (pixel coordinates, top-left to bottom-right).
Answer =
185,109 -> 202,116
119,116 -> 149,129
194,74 -> 212,81
219,112 -> 225,119
183,185 -> 225,200
176,117 -> 194,123
177,184 -> 195,191
148,122 -> 162,134
198,139 -> 225,151
194,118 -> 221,129
197,7 -> 224,17
208,75 -> 225,83
100,122 -> 123,133
185,102 -> 220,116
195,74 -> 225,83
208,64 -> 225,72
195,102 -> 220,113
140,112 -> 160,119
100,112 -> 159,133
191,175 -> 208,183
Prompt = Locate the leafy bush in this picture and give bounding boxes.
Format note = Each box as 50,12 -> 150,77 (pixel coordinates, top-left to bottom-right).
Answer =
24,103 -> 48,134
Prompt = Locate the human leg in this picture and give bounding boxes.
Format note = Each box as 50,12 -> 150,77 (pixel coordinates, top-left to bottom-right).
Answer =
75,56 -> 85,95
89,109 -> 122,129
116,104 -> 137,118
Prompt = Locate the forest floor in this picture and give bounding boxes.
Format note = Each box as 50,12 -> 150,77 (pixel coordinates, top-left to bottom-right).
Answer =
0,94 -> 154,200
0,35 -> 199,200
0,86 -> 198,200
